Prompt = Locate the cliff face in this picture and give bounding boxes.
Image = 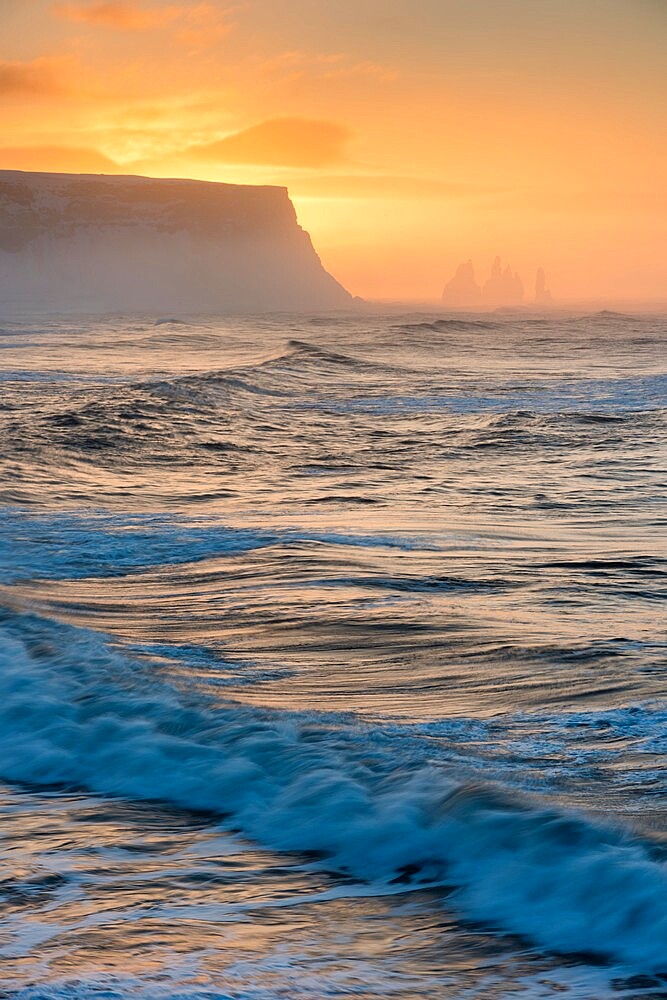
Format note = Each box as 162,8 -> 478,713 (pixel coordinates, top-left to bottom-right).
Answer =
0,170 -> 352,313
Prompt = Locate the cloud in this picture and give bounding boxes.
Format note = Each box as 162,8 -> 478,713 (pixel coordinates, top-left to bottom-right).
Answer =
0,58 -> 68,97
189,117 -> 351,168
54,2 -> 234,41
54,1 -> 179,30
0,146 -> 119,173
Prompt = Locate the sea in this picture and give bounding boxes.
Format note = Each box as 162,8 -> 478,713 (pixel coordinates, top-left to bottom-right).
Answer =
0,309 -> 665,998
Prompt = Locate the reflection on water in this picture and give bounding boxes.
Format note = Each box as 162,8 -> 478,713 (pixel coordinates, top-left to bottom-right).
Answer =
0,785 -> 655,999
0,310 -> 665,996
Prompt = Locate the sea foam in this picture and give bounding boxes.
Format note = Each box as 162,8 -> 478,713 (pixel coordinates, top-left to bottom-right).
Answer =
1,610 -> 666,971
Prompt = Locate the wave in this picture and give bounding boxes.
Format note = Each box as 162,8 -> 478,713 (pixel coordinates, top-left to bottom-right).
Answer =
0,981 -> 237,1000
310,373 -> 667,418
588,310 -> 641,322
1,610 -> 667,971
284,338 -> 379,367
146,371 -> 291,407
394,319 -> 498,333
141,339 -> 406,411
0,509 -> 431,583
317,573 -> 510,593
538,556 -> 666,575
2,970 -> 651,1000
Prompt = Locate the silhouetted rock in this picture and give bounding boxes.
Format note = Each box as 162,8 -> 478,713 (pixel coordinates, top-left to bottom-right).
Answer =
483,256 -> 524,307
441,259 -> 482,308
0,170 -> 352,313
535,267 -> 553,306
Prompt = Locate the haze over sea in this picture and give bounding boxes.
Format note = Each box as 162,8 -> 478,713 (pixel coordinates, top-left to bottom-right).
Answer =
0,309 -> 665,998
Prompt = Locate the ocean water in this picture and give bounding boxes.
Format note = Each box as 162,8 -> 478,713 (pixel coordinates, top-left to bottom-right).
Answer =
0,309 -> 665,998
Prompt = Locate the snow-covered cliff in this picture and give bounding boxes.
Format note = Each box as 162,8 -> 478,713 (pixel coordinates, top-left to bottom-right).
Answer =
0,170 -> 352,313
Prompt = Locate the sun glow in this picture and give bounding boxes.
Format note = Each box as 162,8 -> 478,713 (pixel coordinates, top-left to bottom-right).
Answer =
1,0 -> 666,302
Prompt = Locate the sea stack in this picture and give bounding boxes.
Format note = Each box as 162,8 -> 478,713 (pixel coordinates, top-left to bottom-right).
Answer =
443,256 -> 525,310
483,256 -> 524,308
441,259 -> 482,308
0,170 -> 352,313
535,267 -> 553,306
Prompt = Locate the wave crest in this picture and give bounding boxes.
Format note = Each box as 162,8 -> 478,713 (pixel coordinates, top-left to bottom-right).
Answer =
1,611 -> 666,970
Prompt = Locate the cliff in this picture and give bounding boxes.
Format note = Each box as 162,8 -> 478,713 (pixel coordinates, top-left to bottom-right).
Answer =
0,170 -> 352,313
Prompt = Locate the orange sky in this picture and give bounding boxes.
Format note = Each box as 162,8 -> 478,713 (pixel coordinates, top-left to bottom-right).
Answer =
1,0 -> 666,302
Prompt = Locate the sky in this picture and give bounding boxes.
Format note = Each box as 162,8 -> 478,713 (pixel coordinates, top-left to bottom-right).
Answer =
1,0 -> 666,302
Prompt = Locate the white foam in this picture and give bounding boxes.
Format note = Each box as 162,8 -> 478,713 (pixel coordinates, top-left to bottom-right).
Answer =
1,613 -> 666,970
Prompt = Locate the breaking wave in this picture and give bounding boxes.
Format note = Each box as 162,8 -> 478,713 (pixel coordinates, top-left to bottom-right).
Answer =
2,610 -> 666,972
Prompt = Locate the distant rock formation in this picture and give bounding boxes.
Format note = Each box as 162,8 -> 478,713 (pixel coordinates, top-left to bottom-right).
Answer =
535,267 -> 553,306
442,256 -> 524,309
0,170 -> 352,313
483,256 -> 524,308
441,259 -> 482,308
